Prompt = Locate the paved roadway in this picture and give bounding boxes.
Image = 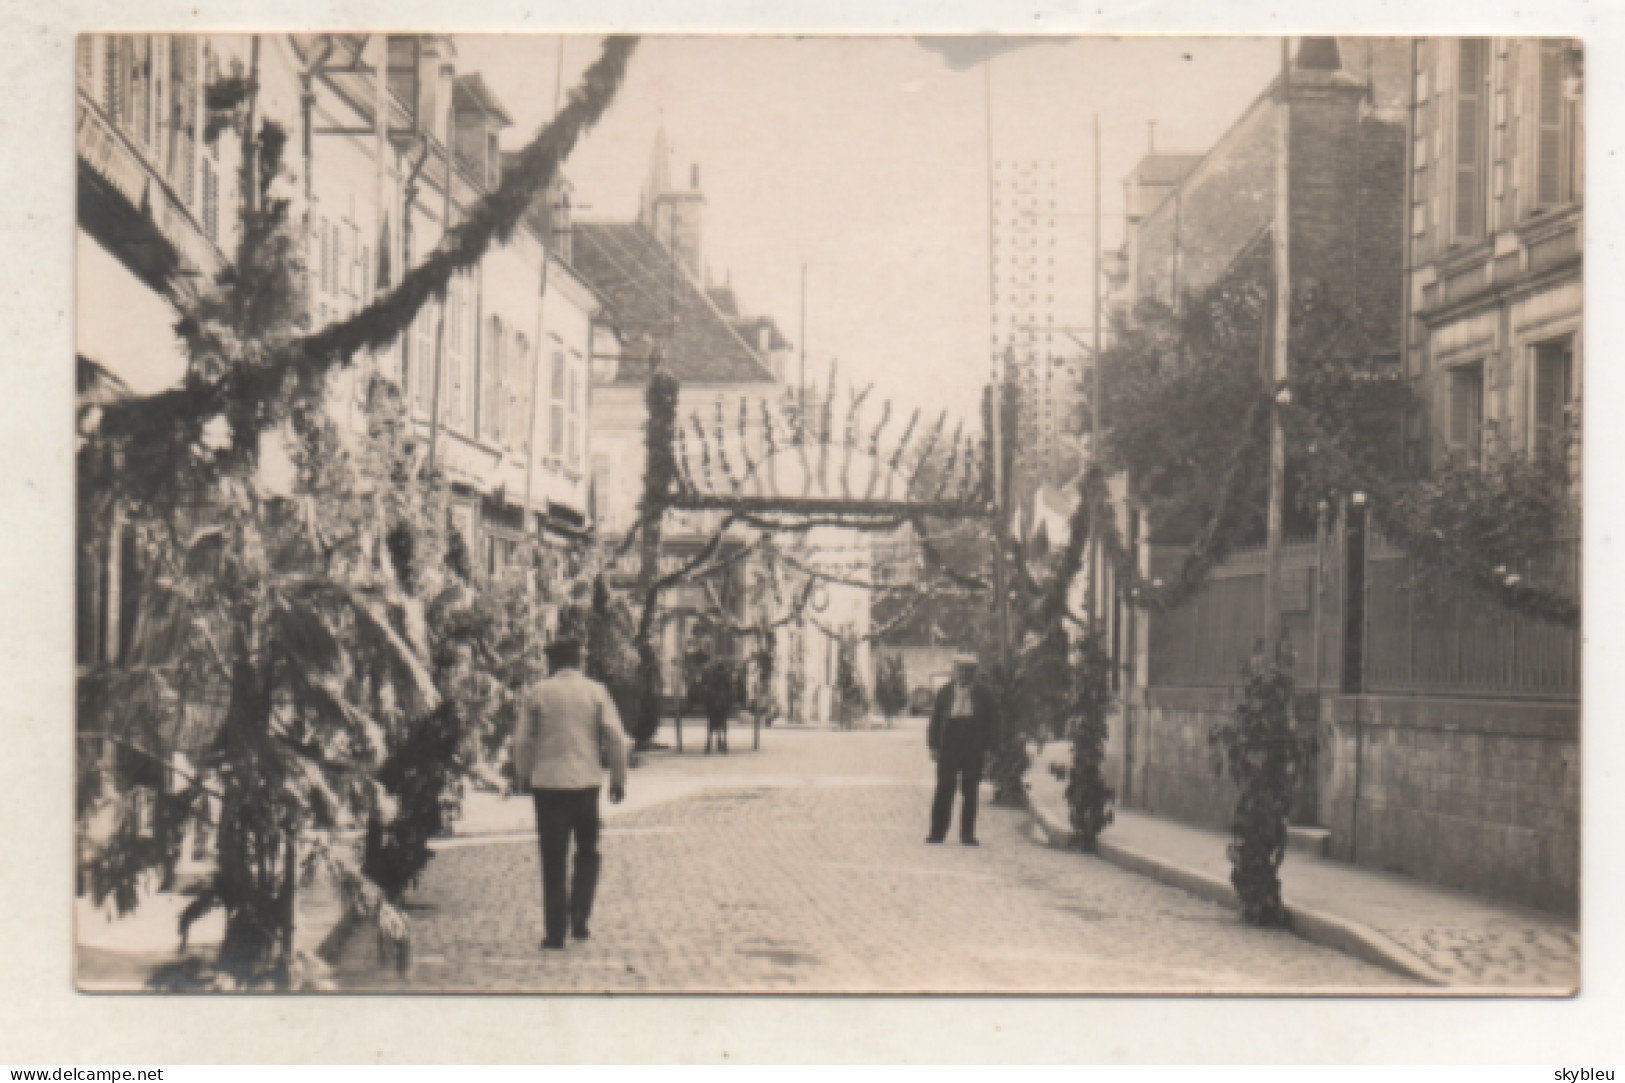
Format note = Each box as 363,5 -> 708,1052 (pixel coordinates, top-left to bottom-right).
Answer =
341,718 -> 1410,993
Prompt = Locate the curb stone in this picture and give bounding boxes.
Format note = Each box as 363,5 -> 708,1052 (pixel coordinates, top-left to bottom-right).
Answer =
1025,800 -> 1451,988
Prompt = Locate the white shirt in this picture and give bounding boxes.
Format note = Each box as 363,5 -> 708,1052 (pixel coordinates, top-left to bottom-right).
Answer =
512,668 -> 630,792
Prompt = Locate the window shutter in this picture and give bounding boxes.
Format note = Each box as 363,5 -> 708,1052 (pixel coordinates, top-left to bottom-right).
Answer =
78,37 -> 95,95
1534,351 -> 1558,455
170,36 -> 197,206
130,36 -> 151,146
1454,40 -> 1487,240
1534,342 -> 1574,459
1537,45 -> 1566,206
485,318 -> 504,444
104,38 -> 121,118
200,158 -> 218,241
1449,366 -> 1483,459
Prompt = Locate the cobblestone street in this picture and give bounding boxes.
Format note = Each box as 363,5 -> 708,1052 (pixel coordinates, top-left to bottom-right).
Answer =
340,720 -> 1411,993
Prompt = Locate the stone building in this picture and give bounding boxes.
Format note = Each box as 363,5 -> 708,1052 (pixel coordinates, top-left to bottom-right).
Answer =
1403,38 -> 1582,478
1101,38 -> 1581,914
75,33 -> 600,667
576,131 -> 836,719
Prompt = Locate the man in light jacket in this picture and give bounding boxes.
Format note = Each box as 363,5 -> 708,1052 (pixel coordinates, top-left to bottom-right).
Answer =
512,638 -> 629,950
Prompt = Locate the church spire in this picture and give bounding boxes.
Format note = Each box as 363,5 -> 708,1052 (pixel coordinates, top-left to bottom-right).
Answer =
640,123 -> 673,224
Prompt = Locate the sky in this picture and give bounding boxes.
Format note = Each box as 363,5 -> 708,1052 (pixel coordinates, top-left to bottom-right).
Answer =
456,35 -> 1284,423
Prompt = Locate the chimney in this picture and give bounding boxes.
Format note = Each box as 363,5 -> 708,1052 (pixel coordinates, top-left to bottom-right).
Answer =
692,164 -> 701,190
758,325 -> 771,353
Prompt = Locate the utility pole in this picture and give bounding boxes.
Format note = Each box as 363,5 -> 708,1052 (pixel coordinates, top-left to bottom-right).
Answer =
1088,111 -> 1103,632
799,261 -> 807,411
992,352 -> 1013,675
426,57 -> 455,473
984,46 -> 1012,674
1263,38 -> 1293,651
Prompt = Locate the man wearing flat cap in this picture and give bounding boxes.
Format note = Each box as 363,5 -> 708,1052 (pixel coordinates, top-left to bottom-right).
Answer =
512,637 -> 629,950
926,653 -> 998,845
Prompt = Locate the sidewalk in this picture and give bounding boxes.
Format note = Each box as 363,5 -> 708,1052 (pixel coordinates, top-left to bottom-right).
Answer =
74,871 -> 345,991
1026,741 -> 1579,994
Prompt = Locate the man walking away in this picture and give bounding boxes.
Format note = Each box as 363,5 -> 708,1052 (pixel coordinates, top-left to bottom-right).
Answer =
926,654 -> 996,846
512,638 -> 629,950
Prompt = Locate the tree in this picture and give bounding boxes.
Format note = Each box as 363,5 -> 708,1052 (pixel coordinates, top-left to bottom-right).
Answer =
75,37 -> 641,986
834,631 -> 869,727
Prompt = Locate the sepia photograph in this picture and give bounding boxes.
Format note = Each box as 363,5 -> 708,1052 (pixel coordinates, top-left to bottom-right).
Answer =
72,31 -> 1582,996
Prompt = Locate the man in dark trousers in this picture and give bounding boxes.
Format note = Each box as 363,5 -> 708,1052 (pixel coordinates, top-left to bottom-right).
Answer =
512,638 -> 629,950
926,654 -> 997,846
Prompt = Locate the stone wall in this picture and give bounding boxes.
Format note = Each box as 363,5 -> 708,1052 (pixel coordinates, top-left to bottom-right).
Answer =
1115,684 -> 1580,915
1321,694 -> 1579,915
1124,687 -> 1240,831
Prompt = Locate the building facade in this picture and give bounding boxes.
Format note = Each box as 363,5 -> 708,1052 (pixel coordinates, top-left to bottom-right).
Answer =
1101,38 -> 1582,913
575,132 -> 811,715
76,33 -> 601,671
1404,38 -> 1582,478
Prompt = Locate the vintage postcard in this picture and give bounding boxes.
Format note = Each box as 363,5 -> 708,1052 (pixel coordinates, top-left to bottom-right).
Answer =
71,32 -> 1581,997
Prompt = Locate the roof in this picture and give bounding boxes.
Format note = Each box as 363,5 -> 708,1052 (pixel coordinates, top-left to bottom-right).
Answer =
453,73 -> 513,127
1127,152 -> 1204,188
707,285 -> 740,318
734,315 -> 791,352
572,221 -> 778,386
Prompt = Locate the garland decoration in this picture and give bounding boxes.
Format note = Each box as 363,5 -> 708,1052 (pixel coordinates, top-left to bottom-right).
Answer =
94,37 -> 639,497
1206,640 -> 1311,926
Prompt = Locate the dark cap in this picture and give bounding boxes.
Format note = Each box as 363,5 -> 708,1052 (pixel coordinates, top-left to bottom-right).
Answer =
544,637 -> 583,667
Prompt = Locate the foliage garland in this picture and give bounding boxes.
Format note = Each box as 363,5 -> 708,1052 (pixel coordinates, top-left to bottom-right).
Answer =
1207,644 -> 1312,927
93,37 -> 639,504
1093,279 -> 1580,627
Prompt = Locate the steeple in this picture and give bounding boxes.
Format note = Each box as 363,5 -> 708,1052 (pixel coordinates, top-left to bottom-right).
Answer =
640,124 -> 707,278
640,123 -> 673,225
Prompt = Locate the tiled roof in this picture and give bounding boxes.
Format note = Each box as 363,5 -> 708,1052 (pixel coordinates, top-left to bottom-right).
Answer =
1129,152 -> 1204,187
573,221 -> 777,386
734,315 -> 791,352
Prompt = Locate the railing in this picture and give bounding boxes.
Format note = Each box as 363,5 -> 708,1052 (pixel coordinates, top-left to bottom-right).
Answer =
1145,526 -> 1581,701
1363,533 -> 1580,700
1146,539 -> 1332,690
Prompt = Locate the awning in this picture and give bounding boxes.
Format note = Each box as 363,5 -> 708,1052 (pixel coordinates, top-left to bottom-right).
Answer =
76,229 -> 189,397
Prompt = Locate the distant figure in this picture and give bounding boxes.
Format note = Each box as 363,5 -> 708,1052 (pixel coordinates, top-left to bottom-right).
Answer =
512,638 -> 629,950
695,655 -> 737,755
926,654 -> 997,846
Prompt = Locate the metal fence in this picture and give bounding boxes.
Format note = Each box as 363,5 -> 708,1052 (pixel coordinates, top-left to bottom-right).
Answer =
1145,526 -> 1580,701
1146,539 -> 1331,690
1363,532 -> 1580,700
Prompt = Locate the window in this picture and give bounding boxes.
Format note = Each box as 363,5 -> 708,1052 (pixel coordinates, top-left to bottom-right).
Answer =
201,158 -> 219,241
445,282 -> 468,433
126,36 -> 153,146
1453,39 -> 1490,242
548,348 -> 566,458
510,334 -> 532,454
483,316 -> 505,445
78,36 -> 95,94
1533,338 -> 1575,461
168,36 -> 197,206
1536,42 -> 1579,208
410,302 -> 437,416
386,37 -> 420,125
1447,362 -> 1485,462
567,360 -> 582,469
